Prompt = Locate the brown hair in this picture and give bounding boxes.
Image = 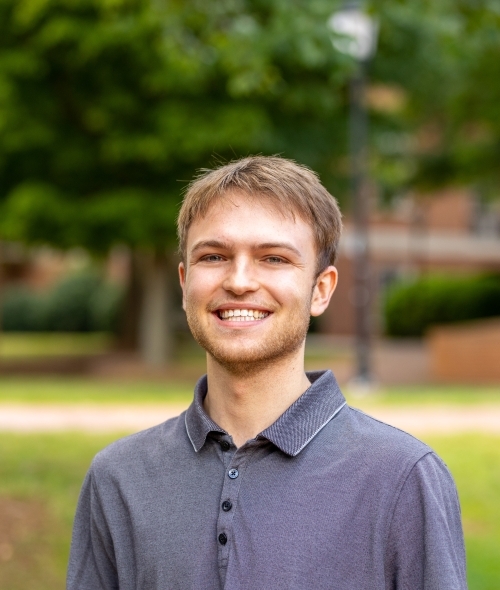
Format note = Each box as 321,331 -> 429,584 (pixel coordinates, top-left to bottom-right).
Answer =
177,155 -> 342,273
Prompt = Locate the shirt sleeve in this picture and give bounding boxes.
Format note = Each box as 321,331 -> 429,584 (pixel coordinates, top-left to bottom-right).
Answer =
67,467 -> 119,590
385,452 -> 468,590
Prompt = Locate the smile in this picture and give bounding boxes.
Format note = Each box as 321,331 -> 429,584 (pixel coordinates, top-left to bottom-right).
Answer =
217,309 -> 270,321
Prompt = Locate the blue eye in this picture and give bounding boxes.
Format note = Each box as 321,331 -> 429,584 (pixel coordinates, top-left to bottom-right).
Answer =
202,254 -> 224,262
265,256 -> 286,264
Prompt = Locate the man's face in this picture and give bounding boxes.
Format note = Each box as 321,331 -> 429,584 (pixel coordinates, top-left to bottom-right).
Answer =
179,191 -> 337,373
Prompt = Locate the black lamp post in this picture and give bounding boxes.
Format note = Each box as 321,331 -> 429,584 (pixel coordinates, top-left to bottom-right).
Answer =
328,3 -> 378,385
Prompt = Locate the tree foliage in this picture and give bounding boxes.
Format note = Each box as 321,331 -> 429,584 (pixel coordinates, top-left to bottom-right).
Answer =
0,0 -> 355,252
373,0 -> 500,200
0,0 -> 499,253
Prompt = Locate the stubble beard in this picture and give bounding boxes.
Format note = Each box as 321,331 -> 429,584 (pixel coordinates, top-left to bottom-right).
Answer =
185,298 -> 312,377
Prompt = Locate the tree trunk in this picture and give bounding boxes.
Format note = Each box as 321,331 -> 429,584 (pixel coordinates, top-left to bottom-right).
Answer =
116,249 -> 143,351
0,241 -> 3,337
138,250 -> 173,366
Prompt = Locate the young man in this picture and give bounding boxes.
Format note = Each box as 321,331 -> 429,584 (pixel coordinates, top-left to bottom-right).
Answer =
68,156 -> 467,589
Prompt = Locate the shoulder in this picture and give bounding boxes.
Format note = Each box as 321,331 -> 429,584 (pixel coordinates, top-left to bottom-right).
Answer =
327,405 -> 436,485
90,411 -> 188,480
345,406 -> 432,456
332,406 -> 460,512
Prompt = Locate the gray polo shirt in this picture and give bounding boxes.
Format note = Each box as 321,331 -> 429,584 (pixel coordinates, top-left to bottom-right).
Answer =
67,370 -> 467,589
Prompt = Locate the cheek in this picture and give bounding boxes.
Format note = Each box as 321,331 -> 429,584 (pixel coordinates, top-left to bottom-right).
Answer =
184,269 -> 221,302
268,277 -> 311,307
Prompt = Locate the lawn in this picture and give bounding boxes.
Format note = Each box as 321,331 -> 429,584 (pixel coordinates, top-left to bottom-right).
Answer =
0,431 -> 499,589
0,375 -> 499,408
0,432 -> 116,590
0,377 -> 195,405
0,333 -> 114,358
0,364 -> 499,588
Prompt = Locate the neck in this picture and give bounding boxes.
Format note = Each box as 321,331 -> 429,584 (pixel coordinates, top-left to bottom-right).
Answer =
203,344 -> 311,448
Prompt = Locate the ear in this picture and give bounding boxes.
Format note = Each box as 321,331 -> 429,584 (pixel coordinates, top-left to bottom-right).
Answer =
310,266 -> 338,317
178,262 -> 187,311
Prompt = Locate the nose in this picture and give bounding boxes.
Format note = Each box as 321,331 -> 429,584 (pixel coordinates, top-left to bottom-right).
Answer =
222,257 -> 259,295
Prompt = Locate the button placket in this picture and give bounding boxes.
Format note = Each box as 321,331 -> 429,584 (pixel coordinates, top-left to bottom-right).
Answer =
215,446 -> 257,571
213,436 -> 235,469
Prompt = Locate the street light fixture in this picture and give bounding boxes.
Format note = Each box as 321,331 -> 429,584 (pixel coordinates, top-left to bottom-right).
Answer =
328,5 -> 378,62
328,3 -> 378,386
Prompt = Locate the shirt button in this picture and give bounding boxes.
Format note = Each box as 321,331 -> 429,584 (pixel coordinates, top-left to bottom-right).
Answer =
222,500 -> 232,512
220,440 -> 230,451
218,533 -> 228,545
228,468 -> 239,479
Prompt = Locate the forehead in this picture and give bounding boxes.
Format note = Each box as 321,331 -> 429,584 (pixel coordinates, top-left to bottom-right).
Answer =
186,191 -> 316,252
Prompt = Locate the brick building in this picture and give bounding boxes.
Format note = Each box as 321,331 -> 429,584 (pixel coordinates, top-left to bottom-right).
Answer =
320,188 -> 500,336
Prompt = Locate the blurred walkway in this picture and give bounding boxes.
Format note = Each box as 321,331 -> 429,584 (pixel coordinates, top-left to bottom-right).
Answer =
1,404 -> 499,435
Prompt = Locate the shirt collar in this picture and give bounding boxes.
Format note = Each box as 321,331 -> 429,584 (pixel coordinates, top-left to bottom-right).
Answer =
184,370 -> 346,457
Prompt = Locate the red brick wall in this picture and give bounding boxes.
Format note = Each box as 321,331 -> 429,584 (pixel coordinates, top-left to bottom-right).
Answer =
428,318 -> 500,383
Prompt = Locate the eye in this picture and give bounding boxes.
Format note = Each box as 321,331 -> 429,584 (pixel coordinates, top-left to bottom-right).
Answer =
200,254 -> 225,262
264,256 -> 287,264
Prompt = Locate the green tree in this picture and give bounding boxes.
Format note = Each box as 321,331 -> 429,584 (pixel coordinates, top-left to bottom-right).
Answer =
1,0 -> 499,361
0,0 -> 355,362
372,0 -> 500,200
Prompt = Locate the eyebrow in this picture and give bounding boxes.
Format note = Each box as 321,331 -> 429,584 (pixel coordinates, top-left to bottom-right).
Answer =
256,242 -> 303,258
190,240 -> 303,258
190,240 -> 231,256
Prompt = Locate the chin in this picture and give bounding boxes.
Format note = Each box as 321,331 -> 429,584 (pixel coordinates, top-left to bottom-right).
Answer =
194,331 -> 308,375
209,349 -> 295,376
185,300 -> 311,374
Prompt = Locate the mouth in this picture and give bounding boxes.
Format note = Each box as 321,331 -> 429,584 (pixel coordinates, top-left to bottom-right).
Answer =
214,308 -> 271,322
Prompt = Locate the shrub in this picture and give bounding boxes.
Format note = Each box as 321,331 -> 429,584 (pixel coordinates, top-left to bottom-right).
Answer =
44,273 -> 103,332
89,281 -> 125,333
1,287 -> 50,331
1,272 -> 124,332
383,274 -> 500,337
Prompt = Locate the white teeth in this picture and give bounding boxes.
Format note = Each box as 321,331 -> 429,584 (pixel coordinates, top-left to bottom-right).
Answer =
218,309 -> 269,321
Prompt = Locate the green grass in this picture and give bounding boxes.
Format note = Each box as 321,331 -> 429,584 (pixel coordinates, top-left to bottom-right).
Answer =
0,376 -> 498,407
0,377 -> 194,404
345,384 -> 500,408
0,433 -> 117,590
426,435 -> 500,589
0,432 -> 499,589
0,332 -> 114,358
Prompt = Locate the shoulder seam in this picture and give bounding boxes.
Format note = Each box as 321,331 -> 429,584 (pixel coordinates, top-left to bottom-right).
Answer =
349,406 -> 432,450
